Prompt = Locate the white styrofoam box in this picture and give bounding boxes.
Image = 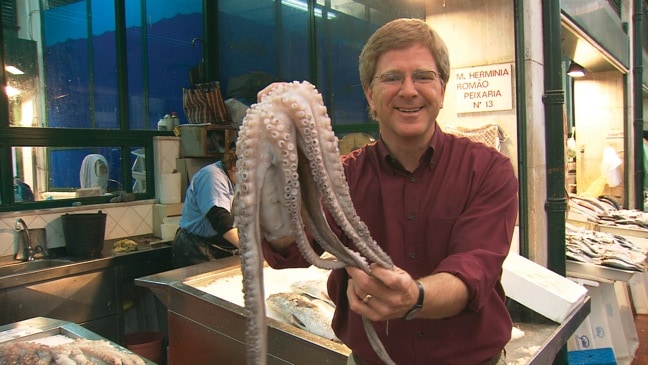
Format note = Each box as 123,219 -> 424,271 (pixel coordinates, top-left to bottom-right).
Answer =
153,136 -> 180,201
567,317 -> 597,351
161,223 -> 178,240
587,284 -> 618,351
159,172 -> 181,204
613,281 -> 639,349
152,203 -> 183,239
598,280 -> 636,362
629,272 -> 648,314
569,270 -> 640,363
163,216 -> 181,226
568,278 -> 616,351
153,136 -> 180,174
502,253 -> 588,323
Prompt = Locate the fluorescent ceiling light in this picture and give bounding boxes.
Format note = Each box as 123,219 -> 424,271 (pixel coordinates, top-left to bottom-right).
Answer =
5,65 -> 25,75
280,0 -> 336,19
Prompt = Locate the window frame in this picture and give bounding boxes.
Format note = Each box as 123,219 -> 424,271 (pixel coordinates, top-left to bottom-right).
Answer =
0,0 -> 424,212
0,0 -> 173,211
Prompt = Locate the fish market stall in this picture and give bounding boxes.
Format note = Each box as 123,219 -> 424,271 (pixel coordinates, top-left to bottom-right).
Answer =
136,256 -> 590,365
136,256 -> 350,365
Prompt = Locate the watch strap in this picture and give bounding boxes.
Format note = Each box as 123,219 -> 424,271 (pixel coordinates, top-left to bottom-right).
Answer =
402,280 -> 424,320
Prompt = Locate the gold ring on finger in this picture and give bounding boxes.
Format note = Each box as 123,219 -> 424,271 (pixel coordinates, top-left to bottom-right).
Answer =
362,294 -> 372,304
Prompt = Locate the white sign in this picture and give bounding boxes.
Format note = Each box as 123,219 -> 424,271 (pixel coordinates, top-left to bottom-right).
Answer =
455,63 -> 513,113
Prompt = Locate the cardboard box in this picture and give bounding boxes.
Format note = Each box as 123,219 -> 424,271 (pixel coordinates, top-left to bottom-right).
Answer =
502,254 -> 588,323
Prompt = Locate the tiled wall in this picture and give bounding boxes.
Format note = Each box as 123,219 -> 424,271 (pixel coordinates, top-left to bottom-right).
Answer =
0,136 -> 180,258
0,201 -> 155,257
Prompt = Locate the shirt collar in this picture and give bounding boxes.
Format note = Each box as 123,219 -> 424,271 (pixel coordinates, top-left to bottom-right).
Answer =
377,122 -> 444,173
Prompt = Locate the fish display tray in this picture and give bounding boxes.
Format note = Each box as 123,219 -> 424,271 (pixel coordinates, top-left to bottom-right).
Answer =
0,317 -> 155,364
137,257 -> 350,365
597,224 -> 648,239
188,264 -> 332,320
567,260 -> 636,282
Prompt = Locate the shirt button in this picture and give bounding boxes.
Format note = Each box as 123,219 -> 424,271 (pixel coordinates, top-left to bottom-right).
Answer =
417,331 -> 424,339
409,252 -> 417,259
408,213 -> 415,220
409,176 -> 416,183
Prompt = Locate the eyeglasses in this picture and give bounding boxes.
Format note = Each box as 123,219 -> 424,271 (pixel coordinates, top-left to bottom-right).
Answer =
373,70 -> 440,86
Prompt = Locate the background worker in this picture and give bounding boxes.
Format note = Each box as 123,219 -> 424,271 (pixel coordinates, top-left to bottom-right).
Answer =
172,149 -> 239,268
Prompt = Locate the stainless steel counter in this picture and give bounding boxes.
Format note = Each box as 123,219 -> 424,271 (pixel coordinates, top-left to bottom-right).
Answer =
0,235 -> 172,290
136,257 -> 590,365
0,235 -> 173,345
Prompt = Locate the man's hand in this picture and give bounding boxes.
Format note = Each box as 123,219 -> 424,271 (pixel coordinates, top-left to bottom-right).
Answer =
346,264 -> 419,321
346,264 -> 470,321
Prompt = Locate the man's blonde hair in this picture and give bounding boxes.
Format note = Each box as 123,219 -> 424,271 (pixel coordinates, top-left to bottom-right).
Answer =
359,18 -> 450,90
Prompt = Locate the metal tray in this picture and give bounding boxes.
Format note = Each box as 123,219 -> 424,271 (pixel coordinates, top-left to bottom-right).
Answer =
0,317 -> 156,364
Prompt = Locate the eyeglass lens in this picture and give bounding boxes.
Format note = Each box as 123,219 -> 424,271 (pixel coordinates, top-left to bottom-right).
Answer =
376,70 -> 438,85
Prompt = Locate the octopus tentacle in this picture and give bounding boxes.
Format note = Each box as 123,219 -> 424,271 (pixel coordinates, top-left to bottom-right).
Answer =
235,81 -> 396,365
288,83 -> 393,268
297,151 -> 372,270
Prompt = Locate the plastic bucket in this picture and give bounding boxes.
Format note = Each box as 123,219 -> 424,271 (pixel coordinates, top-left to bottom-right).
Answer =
125,332 -> 164,364
61,211 -> 107,258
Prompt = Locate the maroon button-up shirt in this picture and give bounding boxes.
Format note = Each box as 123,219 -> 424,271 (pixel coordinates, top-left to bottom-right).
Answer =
263,123 -> 519,365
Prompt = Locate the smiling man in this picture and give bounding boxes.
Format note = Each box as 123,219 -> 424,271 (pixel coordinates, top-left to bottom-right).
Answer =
262,18 -> 519,365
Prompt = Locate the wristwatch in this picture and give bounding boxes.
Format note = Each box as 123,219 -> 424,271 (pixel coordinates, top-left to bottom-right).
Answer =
402,281 -> 425,320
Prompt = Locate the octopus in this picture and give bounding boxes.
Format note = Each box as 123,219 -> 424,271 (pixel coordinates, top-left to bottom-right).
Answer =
234,81 -> 396,365
0,338 -> 146,364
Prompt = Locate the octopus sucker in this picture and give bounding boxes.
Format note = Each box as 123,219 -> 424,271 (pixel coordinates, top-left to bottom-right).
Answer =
235,81 -> 395,365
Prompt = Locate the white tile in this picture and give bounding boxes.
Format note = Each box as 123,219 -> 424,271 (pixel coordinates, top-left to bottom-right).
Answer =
0,218 -> 13,231
116,208 -> 143,236
0,201 -> 158,258
0,233 -> 13,256
0,219 -> 15,251
108,225 -> 128,240
105,206 -> 127,222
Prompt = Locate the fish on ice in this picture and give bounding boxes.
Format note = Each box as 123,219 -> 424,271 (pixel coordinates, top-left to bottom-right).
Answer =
289,279 -> 335,308
266,292 -> 339,342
